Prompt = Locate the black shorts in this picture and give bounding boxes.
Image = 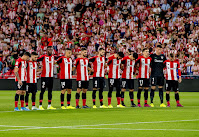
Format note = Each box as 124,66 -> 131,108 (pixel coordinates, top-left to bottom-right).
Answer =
26,83 -> 37,93
15,81 -> 26,91
138,78 -> 150,87
108,78 -> 120,88
41,77 -> 53,90
151,76 -> 164,86
121,78 -> 134,89
165,80 -> 179,91
93,77 -> 104,89
77,81 -> 89,89
60,79 -> 72,90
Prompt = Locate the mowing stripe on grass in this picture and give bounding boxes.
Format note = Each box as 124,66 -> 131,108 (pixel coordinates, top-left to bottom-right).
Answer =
0,119 -> 199,132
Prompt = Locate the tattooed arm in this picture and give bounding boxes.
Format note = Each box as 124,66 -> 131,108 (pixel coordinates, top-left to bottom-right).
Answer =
14,67 -> 22,85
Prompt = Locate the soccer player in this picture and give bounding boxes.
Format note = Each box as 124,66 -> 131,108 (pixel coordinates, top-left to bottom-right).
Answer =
14,52 -> 31,111
74,48 -> 90,109
57,48 -> 75,109
89,48 -> 108,108
164,53 -> 183,107
107,52 -> 125,108
150,45 -> 167,107
135,48 -> 152,107
37,46 -> 56,110
121,50 -> 138,107
25,52 -> 39,110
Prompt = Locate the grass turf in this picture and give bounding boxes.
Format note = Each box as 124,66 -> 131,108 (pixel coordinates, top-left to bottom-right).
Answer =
0,90 -> 198,137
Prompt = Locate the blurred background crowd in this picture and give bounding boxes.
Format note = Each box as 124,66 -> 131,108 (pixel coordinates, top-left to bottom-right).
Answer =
0,0 -> 198,78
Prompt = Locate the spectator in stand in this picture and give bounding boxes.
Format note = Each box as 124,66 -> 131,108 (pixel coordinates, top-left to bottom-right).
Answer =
191,60 -> 199,79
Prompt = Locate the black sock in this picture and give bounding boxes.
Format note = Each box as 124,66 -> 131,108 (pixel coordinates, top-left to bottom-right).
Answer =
67,94 -> 71,106
121,92 -> 125,105
175,93 -> 179,102
108,86 -> 113,98
129,91 -> 134,104
25,93 -> 29,107
75,93 -> 80,99
116,87 -> 120,97
48,89 -> 52,105
159,88 -> 163,103
15,94 -> 19,102
150,89 -> 155,103
144,89 -> 148,104
39,89 -> 45,105
99,88 -> 103,106
32,93 -> 36,106
82,93 -> 86,99
166,93 -> 170,102
92,90 -> 97,105
20,95 -> 24,101
61,93 -> 64,106
137,89 -> 142,104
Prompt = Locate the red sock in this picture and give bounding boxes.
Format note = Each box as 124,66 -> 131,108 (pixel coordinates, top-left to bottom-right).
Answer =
108,97 -> 111,105
39,100 -> 43,103
48,100 -> 51,103
100,99 -> 103,102
67,101 -> 70,105
176,100 -> 179,104
167,101 -> 170,105
145,100 -> 147,104
130,99 -> 134,101
138,99 -> 140,104
61,101 -> 64,105
76,99 -> 79,106
117,97 -> 121,105
21,100 -> 24,107
92,99 -> 96,103
83,99 -> 86,106
32,102 -> 35,106
15,101 -> 18,108
25,102 -> 28,106
121,98 -> 124,102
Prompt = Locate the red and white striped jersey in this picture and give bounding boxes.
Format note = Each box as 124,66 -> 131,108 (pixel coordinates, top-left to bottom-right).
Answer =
164,60 -> 181,81
89,56 -> 105,78
37,55 -> 54,78
27,61 -> 37,83
15,58 -> 27,82
57,56 -> 72,79
135,56 -> 152,79
74,58 -> 89,81
121,56 -> 135,79
107,55 -> 121,79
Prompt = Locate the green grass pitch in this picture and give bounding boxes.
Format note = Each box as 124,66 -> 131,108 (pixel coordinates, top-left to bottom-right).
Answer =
0,90 -> 198,137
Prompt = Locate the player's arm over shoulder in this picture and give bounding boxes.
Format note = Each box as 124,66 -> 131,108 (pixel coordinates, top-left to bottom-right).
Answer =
37,55 -> 45,62
56,57 -> 63,64
89,56 -> 96,62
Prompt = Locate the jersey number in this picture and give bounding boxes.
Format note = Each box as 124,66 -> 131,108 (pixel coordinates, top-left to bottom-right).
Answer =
122,81 -> 126,88
61,82 -> 65,88
42,82 -> 45,89
95,80 -> 98,87
139,80 -> 143,86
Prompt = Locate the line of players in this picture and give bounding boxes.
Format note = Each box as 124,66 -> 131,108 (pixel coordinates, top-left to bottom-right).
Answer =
14,45 -> 183,111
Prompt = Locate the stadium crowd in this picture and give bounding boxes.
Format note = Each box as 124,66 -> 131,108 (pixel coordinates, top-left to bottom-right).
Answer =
0,0 -> 199,78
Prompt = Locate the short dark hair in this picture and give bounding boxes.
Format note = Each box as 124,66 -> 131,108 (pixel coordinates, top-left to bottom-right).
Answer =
133,53 -> 138,59
47,46 -> 53,49
118,52 -> 124,58
98,48 -> 105,51
65,48 -> 71,51
81,47 -> 87,51
128,49 -> 133,53
23,52 -> 31,57
157,45 -> 162,48
170,53 -> 174,58
142,48 -> 148,52
31,52 -> 38,56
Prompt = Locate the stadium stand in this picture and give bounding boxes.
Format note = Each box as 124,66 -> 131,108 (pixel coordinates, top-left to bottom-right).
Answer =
0,0 -> 198,79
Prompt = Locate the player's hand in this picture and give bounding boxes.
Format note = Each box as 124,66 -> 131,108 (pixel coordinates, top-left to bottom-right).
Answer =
18,80 -> 23,85
178,77 -> 182,83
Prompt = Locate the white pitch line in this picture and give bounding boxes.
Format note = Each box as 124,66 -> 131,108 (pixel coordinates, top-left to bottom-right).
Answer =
0,119 -> 199,132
